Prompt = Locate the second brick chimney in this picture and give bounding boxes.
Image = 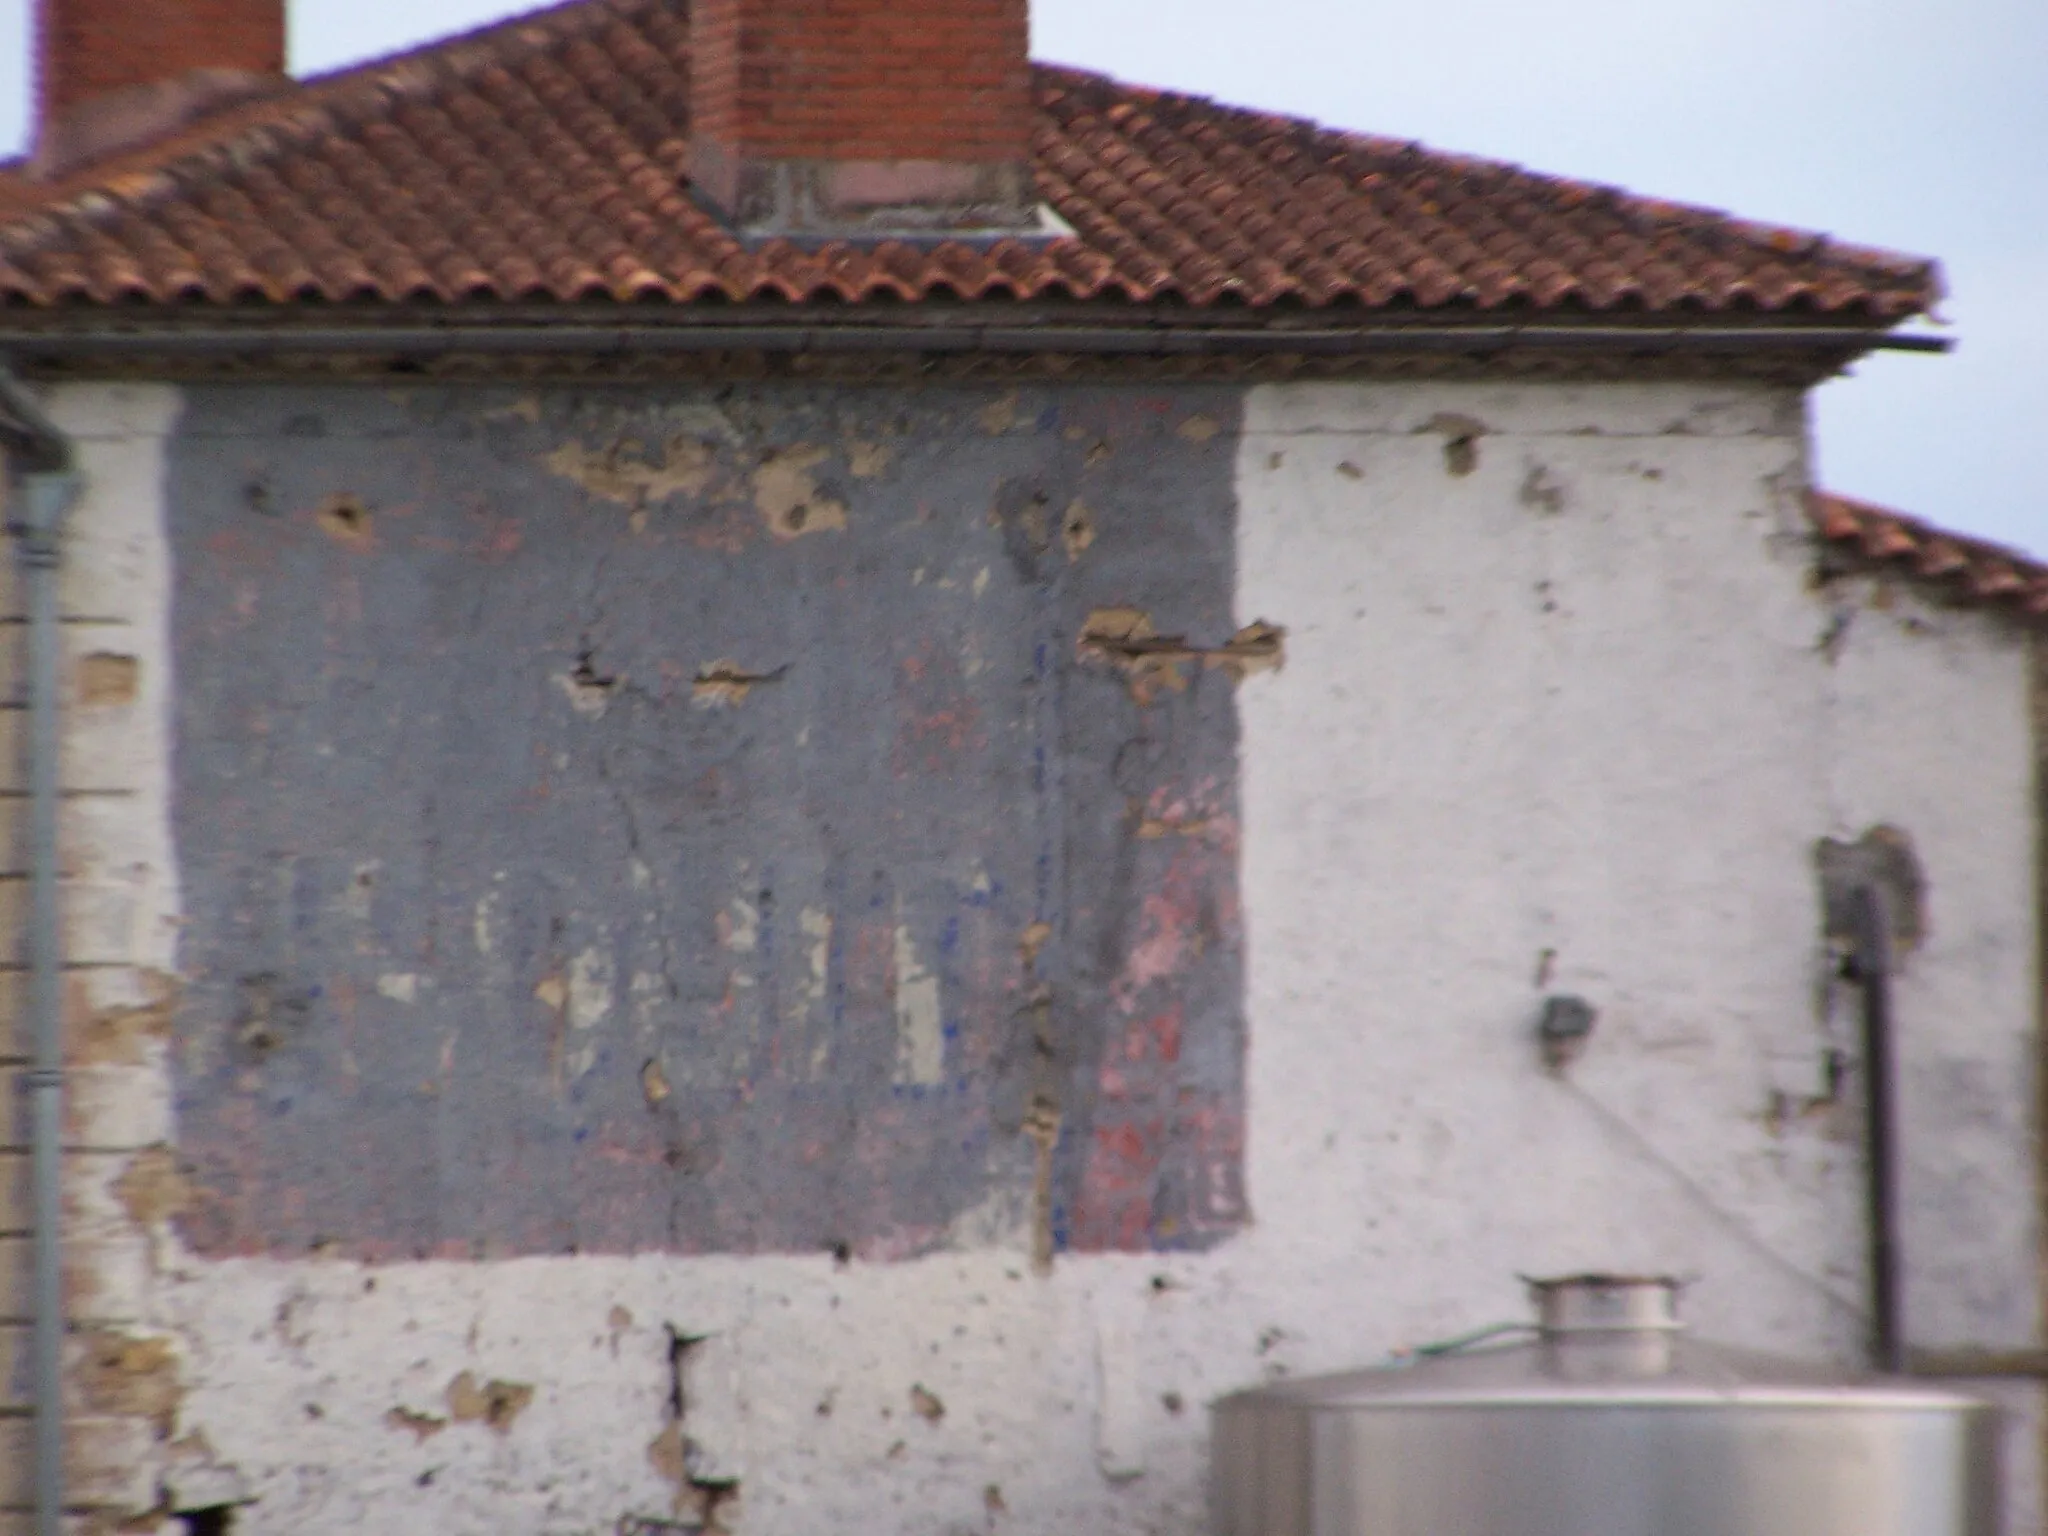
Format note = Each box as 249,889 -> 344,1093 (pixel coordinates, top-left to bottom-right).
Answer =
35,0 -> 287,175
689,0 -> 1038,238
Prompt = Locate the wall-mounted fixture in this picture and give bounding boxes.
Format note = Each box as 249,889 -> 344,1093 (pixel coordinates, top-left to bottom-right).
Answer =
1535,994 -> 1597,1073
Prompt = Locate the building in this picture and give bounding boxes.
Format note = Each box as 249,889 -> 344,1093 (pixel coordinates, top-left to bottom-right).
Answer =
0,0 -> 2040,1530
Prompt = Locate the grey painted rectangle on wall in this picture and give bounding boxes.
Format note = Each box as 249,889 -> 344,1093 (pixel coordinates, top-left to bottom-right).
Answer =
164,380 -> 1251,1261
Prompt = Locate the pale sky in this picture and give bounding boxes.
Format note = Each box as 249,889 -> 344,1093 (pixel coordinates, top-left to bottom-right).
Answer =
0,0 -> 2041,556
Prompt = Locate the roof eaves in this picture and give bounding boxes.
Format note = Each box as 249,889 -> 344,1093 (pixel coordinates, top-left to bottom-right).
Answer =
1809,491 -> 2048,621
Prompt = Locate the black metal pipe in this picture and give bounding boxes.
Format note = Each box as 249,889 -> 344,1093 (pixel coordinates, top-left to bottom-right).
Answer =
1852,883 -> 1906,1374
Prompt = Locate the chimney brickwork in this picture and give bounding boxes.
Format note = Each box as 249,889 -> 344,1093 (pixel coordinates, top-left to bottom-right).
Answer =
35,0 -> 286,175
689,0 -> 1038,238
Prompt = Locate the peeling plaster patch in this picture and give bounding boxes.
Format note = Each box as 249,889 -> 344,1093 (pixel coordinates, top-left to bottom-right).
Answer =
752,446 -> 845,539
314,492 -> 375,549
632,970 -> 667,1032
444,1371 -> 534,1433
376,973 -> 420,1004
568,946 -> 614,1031
545,434 -> 717,506
1061,499 -> 1096,562
648,1328 -> 746,1524
800,907 -> 832,1010
472,888 -> 502,957
534,974 -> 567,1012
893,924 -> 944,1087
642,1057 -> 673,1107
802,908 -> 834,1075
1023,1097 -> 1063,1274
1519,462 -> 1567,514
1078,609 -> 1286,700
384,1406 -> 447,1442
1137,814 -> 1221,842
1420,411 -> 1487,476
909,1384 -> 945,1422
555,668 -> 614,718
1177,414 -> 1220,443
722,899 -> 759,955
115,1144 -> 194,1226
972,565 -> 990,597
646,1419 -> 689,1506
77,651 -> 141,705
978,392 -> 1022,434
1210,621 -> 1285,680
693,659 -> 786,708
164,1427 -> 249,1514
1076,607 -> 1179,704
75,1330 -> 181,1429
846,441 -> 893,478
1018,921 -> 1053,973
77,987 -> 174,1065
944,1179 -> 1030,1250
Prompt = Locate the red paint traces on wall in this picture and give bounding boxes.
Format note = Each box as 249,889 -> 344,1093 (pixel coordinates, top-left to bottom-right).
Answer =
1069,771 -> 1245,1251
1112,840 -> 1228,1015
1075,1117 -> 1168,1250
892,643 -> 987,775
466,508 -> 524,563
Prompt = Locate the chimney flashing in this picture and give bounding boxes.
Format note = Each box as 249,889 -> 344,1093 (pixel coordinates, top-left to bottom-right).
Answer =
32,68 -> 286,178
34,0 -> 286,177
689,142 -> 1043,241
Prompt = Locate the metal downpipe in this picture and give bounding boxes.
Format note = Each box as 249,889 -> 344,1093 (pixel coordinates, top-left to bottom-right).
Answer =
0,375 -> 77,1536
1852,883 -> 1906,1374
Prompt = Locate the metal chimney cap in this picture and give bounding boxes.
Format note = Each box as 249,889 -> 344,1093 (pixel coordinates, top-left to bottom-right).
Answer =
1524,1273 -> 1684,1335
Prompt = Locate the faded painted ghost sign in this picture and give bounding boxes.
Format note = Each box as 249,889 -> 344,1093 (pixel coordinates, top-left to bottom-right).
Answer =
167,383 -> 1252,1261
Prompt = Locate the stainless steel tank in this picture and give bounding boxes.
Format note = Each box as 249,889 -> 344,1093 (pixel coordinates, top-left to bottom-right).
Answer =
1211,1275 -> 1999,1536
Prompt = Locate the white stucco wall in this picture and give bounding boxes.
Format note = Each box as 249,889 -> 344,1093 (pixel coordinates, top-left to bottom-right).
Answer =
47,379 -> 2042,1535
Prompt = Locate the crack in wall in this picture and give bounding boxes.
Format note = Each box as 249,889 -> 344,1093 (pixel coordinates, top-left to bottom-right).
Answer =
1076,609 -> 1285,704
644,1326 -> 741,1532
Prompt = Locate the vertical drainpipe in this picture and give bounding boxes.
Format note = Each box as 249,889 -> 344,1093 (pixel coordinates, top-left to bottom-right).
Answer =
1851,881 -> 1906,1376
2032,635 -> 2048,1498
0,372 -> 78,1536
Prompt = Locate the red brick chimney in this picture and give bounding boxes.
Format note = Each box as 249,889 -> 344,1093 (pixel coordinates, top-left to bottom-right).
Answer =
34,0 -> 287,175
689,0 -> 1038,237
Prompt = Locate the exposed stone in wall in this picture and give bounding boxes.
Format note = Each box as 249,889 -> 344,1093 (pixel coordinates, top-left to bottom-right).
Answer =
0,386 -> 194,1527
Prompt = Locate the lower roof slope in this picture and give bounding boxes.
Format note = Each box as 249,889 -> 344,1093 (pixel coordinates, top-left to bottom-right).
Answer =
0,0 -> 1938,317
1810,494 -> 2048,620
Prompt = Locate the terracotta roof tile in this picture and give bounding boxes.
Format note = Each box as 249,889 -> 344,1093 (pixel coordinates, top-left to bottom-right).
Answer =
1809,492 -> 2048,620
0,0 -> 1939,320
